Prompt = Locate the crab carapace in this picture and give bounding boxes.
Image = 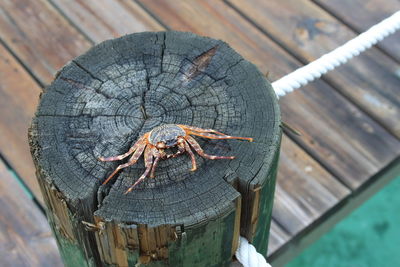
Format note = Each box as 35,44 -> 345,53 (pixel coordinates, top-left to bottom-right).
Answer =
99,124 -> 253,194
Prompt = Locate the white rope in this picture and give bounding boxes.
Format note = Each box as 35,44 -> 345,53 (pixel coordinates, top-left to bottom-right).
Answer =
236,10 -> 400,267
235,237 -> 271,267
272,10 -> 400,98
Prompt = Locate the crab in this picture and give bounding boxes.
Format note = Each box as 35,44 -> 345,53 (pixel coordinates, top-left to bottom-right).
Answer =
99,124 -> 253,194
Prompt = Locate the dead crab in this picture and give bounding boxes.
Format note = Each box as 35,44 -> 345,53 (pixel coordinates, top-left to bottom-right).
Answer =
99,124 -> 253,194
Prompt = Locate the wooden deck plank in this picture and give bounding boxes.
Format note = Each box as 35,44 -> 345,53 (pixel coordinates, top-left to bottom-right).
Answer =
274,137 -> 350,236
0,43 -> 43,204
280,87 -> 399,189
0,159 -> 62,267
0,0 -> 91,85
228,0 -> 400,139
49,0 -> 164,43
0,0 -> 397,263
314,0 -> 400,63
268,220 -> 290,256
137,0 -> 400,188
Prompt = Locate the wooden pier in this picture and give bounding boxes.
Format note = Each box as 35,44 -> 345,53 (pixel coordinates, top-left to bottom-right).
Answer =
0,0 -> 399,266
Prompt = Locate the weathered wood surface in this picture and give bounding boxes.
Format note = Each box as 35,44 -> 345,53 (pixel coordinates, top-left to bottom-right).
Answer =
0,43 -> 44,204
268,220 -> 290,255
228,0 -> 400,138
0,0 -> 91,84
50,0 -> 164,43
29,31 -> 281,266
0,0 -> 399,264
0,159 -> 62,267
315,0 -> 400,63
274,137 -> 350,236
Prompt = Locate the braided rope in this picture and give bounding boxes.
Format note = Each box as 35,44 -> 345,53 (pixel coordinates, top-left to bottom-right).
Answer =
236,10 -> 400,267
272,10 -> 400,98
235,237 -> 271,267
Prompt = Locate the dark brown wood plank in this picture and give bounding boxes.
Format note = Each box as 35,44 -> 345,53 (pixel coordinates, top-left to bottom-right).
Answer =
274,137 -> 350,236
0,43 -> 43,204
268,220 -> 290,256
280,86 -> 399,190
315,0 -> 400,63
138,0 -> 291,79
138,0 -> 400,188
49,0 -> 164,43
267,135 -> 352,255
0,0 -> 91,84
0,159 -> 62,267
228,0 -> 400,138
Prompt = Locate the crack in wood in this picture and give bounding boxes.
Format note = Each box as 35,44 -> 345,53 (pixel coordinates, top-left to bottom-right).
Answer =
72,60 -> 105,83
60,76 -> 110,100
160,32 -> 166,73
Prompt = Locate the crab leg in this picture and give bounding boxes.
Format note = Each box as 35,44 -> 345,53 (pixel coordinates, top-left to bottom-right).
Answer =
188,131 -> 253,142
178,124 -> 227,136
186,136 -> 235,160
150,148 -> 162,178
99,135 -> 148,162
125,146 -> 153,194
102,142 -> 146,185
183,139 -> 197,171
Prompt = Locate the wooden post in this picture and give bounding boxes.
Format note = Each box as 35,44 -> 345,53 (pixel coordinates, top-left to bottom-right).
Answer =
29,31 -> 281,266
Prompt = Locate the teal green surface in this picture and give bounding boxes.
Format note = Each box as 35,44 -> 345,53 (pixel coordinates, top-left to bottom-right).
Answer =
287,175 -> 400,267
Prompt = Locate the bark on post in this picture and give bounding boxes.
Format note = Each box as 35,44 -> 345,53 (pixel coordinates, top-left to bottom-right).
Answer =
29,31 -> 281,267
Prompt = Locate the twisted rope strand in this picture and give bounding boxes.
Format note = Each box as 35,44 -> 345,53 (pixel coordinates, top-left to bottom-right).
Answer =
235,237 -> 271,267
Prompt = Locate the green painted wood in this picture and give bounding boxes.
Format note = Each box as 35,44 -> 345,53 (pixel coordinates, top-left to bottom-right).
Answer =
29,31 -> 281,266
252,139 -> 281,254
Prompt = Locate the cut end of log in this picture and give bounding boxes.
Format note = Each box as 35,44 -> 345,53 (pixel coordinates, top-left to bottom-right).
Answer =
29,31 -> 281,266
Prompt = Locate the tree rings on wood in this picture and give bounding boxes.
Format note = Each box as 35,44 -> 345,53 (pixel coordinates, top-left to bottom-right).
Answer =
29,31 -> 281,266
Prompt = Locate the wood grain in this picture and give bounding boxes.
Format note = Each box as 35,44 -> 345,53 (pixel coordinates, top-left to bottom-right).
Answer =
315,0 -> 400,63
267,220 -> 290,256
0,43 -> 43,204
49,0 -> 164,43
138,0 -> 400,188
138,0 -> 294,80
0,0 -> 91,84
0,159 -> 62,267
274,137 -> 350,236
228,0 -> 400,138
